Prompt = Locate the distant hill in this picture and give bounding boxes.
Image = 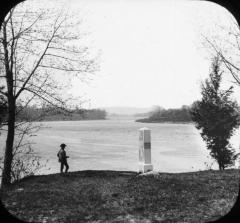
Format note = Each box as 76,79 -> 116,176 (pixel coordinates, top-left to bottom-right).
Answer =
101,107 -> 152,116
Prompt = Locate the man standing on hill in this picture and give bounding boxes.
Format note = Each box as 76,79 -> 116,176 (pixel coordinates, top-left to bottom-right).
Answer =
57,143 -> 69,173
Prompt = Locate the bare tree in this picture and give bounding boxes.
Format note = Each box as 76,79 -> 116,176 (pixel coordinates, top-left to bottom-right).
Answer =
202,16 -> 240,86
0,121 -> 48,183
0,3 -> 98,187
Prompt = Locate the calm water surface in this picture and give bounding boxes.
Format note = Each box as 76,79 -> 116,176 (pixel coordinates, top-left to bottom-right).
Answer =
1,118 -> 240,174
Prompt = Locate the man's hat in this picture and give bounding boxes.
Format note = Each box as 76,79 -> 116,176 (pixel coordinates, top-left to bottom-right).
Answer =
60,143 -> 66,148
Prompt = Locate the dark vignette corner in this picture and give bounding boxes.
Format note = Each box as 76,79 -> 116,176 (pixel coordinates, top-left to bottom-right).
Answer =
0,0 -> 240,222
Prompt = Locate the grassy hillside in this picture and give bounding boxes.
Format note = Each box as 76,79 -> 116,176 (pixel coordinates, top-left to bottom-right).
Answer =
1,169 -> 239,223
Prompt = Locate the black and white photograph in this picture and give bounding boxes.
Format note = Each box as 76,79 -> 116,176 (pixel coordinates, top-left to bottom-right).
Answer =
0,0 -> 239,222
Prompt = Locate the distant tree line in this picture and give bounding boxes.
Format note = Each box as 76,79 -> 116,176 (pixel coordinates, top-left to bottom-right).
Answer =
135,105 -> 192,123
1,105 -> 107,122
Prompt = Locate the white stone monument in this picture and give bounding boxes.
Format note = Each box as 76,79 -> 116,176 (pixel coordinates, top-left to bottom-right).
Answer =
139,127 -> 153,173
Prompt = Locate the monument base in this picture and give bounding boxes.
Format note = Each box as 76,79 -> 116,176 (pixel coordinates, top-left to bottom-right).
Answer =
139,163 -> 153,173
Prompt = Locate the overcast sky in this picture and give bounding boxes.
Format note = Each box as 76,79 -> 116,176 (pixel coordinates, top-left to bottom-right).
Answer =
23,0 -> 240,109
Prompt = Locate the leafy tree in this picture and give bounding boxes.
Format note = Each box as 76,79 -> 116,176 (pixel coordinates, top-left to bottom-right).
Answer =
190,56 -> 240,170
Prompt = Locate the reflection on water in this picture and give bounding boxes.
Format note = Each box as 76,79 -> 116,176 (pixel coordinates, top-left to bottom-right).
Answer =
0,118 -> 239,174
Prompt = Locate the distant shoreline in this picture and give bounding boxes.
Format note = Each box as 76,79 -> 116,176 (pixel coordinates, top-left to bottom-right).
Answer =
135,118 -> 193,124
23,118 -> 194,123
36,118 -> 107,122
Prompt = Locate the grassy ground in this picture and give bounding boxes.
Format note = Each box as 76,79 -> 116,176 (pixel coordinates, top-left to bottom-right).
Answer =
1,169 -> 239,223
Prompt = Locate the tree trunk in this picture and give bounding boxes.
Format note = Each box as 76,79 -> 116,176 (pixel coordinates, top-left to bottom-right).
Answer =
218,162 -> 221,170
218,160 -> 224,171
1,19 -> 16,187
1,96 -> 15,187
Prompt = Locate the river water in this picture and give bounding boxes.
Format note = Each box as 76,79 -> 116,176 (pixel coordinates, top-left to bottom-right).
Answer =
1,118 -> 240,174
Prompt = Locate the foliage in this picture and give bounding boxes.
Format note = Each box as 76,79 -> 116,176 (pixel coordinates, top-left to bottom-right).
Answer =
136,105 -> 192,123
190,56 -> 240,170
15,105 -> 107,121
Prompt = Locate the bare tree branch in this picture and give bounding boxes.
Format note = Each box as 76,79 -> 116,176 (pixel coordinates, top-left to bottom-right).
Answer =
202,34 -> 240,86
15,19 -> 63,99
0,3 -> 98,185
